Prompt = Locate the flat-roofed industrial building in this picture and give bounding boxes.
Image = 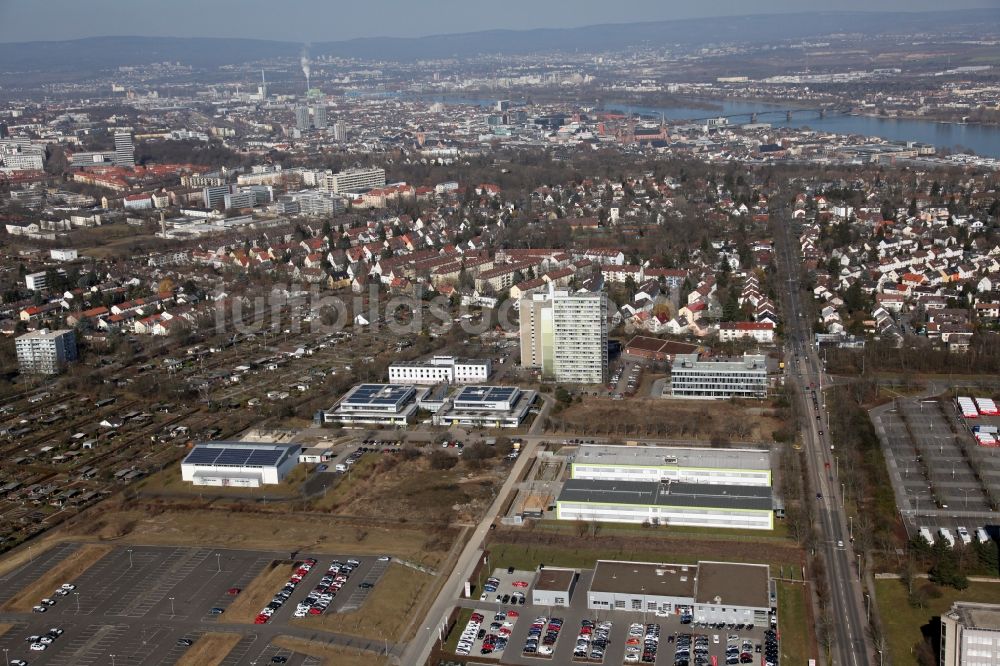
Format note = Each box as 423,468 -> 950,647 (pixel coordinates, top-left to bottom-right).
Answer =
180,441 -> 301,487
556,478 -> 774,530
587,559 -> 770,624
531,568 -> 578,607
571,444 -> 771,487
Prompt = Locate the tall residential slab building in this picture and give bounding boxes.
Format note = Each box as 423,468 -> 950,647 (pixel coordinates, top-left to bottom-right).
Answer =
520,288 -> 608,384
323,167 -> 386,194
114,131 -> 135,168
295,106 -> 311,131
312,105 -> 327,129
16,328 -> 77,375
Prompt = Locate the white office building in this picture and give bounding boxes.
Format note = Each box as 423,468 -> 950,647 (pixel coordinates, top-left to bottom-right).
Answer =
16,328 -> 78,375
520,287 -> 608,384
433,385 -> 537,428
571,445 -> 772,487
388,356 -> 491,385
941,602 -> 1000,666
670,353 -> 769,399
181,441 -> 301,487
317,383 -> 420,427
324,167 -> 386,194
223,190 -> 255,210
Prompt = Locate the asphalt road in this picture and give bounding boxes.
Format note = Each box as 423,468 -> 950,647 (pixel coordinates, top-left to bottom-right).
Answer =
778,213 -> 872,666
397,393 -> 554,666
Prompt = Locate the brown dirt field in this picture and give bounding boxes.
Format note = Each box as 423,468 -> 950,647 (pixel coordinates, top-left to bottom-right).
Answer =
290,563 -> 432,642
489,529 -> 805,572
271,636 -> 388,666
174,632 -> 242,666
67,508 -> 451,567
0,623 -> 12,637
224,560 -> 296,623
311,453 -> 498,526
3,543 -> 112,612
551,395 -> 784,442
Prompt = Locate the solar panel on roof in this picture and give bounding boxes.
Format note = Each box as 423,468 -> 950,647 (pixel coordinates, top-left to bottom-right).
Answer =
184,448 -> 221,464
247,451 -> 282,466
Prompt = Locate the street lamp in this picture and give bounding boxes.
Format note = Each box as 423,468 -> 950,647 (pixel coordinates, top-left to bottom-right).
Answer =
74,591 -> 80,613
864,593 -> 871,623
127,549 -> 133,569
216,552 -> 221,573
169,596 -> 175,617
110,654 -> 116,666
4,647 -> 9,666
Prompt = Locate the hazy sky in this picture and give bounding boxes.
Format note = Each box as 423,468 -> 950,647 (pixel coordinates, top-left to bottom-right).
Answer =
0,0 -> 995,43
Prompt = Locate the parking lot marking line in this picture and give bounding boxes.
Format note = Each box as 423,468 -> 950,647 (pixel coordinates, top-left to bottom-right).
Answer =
0,542 -> 79,604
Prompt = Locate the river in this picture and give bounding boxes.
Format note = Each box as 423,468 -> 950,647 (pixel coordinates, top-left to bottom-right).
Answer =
417,94 -> 1000,158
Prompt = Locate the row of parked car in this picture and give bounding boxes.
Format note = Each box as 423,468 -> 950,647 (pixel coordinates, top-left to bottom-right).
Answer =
455,611 -> 486,656
572,618 -> 611,661
674,632 -> 707,666
723,634 -> 756,665
293,558 -> 360,618
624,622 -> 660,664
22,626 -> 64,656
31,582 -> 75,614
254,558 -> 317,625
763,629 -> 780,666
523,616 -> 562,656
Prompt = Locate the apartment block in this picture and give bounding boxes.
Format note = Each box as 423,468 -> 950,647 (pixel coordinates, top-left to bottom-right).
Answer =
16,328 -> 78,375
519,288 -> 608,384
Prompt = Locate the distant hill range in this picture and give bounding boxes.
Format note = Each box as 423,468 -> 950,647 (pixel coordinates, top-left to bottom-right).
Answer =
1,9 -> 998,71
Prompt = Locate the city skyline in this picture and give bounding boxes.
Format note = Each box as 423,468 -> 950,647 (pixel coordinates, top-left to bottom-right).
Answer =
0,0 -> 995,43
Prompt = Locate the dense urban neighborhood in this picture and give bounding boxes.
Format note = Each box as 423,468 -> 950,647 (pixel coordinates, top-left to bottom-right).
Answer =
0,6 -> 999,666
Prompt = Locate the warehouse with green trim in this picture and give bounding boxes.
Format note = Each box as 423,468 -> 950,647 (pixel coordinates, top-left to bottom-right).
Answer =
571,444 -> 771,487
555,479 -> 774,530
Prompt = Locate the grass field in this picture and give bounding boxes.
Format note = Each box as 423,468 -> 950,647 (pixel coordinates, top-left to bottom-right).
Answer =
291,563 -> 432,642
2,543 -> 112,612
876,578 -> 1000,665
224,560 -> 295,623
137,463 -> 309,499
487,535 -> 804,574
271,636 -> 388,666
73,508 -> 451,567
174,632 -> 242,666
777,582 -> 815,665
443,608 -> 474,654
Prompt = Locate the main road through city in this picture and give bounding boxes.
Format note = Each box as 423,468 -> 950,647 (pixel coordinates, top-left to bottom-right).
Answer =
776,209 -> 872,666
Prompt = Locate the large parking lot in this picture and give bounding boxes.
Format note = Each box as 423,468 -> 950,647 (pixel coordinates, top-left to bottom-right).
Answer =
876,397 -> 998,538
453,567 -> 776,665
0,543 -> 387,665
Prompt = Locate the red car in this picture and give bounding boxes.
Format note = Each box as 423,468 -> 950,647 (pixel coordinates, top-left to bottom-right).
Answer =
227,587 -> 241,595
512,581 -> 529,588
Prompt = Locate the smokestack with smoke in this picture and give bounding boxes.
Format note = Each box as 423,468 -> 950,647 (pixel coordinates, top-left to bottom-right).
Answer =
300,46 -> 311,93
